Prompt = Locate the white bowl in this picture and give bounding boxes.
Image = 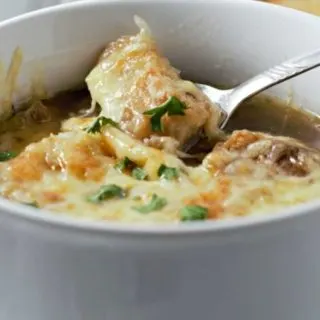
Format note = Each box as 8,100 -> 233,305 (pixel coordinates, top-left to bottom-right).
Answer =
0,0 -> 73,21
1,1 -> 320,319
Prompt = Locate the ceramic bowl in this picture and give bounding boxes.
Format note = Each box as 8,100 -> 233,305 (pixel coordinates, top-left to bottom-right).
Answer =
0,1 -> 320,320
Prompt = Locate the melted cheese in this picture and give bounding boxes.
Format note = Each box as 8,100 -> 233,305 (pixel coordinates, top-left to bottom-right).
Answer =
86,17 -> 222,151
0,120 -> 319,224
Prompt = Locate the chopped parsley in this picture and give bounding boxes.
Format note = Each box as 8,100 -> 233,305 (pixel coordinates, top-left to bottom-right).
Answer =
87,184 -> 126,203
0,151 -> 17,161
86,116 -> 118,134
157,164 -> 179,180
115,157 -> 148,180
114,157 -> 135,172
132,167 -> 148,181
180,205 -> 208,221
25,201 -> 39,208
143,96 -> 187,132
132,194 -> 167,213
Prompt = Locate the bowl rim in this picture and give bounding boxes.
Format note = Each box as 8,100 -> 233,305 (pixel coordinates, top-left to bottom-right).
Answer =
0,0 -> 320,235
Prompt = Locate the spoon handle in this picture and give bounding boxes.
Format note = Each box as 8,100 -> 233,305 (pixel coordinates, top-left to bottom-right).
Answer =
220,48 -> 320,128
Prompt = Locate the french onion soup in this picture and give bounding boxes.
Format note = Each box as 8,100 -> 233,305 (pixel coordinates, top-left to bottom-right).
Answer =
0,17 -> 319,224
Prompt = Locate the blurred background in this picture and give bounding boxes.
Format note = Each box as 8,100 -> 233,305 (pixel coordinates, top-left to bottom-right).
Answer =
0,0 -> 319,22
265,0 -> 320,15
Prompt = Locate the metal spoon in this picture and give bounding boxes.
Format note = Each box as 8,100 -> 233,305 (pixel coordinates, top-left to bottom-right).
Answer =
197,48 -> 320,129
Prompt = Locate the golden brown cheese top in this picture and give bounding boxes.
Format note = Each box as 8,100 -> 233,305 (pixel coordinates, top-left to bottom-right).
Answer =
86,17 -> 223,152
0,118 -> 319,224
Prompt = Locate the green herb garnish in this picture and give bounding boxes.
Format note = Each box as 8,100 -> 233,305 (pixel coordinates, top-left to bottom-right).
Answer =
132,194 -> 167,213
86,116 -> 118,134
25,201 -> 39,208
87,184 -> 126,203
143,96 -> 187,132
115,157 -> 148,180
157,164 -> 179,180
132,167 -> 148,181
114,157 -> 135,172
0,151 -> 17,161
180,205 -> 208,221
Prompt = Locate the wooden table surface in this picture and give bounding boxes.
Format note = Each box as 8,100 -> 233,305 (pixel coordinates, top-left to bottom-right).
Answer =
266,0 -> 320,15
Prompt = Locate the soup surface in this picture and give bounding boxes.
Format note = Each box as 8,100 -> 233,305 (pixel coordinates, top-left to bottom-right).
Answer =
0,18 -> 319,224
